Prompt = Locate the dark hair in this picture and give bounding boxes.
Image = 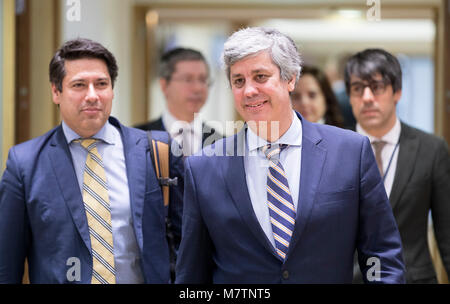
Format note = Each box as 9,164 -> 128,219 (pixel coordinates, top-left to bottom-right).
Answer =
49,38 -> 118,92
344,48 -> 402,95
159,47 -> 208,80
298,65 -> 344,128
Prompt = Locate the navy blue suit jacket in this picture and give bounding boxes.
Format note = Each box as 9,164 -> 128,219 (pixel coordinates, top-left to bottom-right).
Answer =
0,117 -> 184,283
176,113 -> 405,283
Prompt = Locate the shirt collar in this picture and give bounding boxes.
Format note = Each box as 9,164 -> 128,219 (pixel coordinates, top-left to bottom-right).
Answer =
247,110 -> 302,152
62,120 -> 115,145
162,110 -> 203,137
316,117 -> 325,125
356,117 -> 401,145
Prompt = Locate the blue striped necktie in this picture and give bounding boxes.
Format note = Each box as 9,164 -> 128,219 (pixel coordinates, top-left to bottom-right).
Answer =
77,138 -> 116,284
261,144 -> 296,261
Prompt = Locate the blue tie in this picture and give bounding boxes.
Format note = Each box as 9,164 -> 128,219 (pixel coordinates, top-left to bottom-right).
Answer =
261,144 -> 296,261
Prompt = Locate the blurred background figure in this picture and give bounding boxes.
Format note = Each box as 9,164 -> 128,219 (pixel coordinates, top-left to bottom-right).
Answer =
291,65 -> 344,128
346,48 -> 450,284
135,47 -> 221,155
325,54 -> 357,129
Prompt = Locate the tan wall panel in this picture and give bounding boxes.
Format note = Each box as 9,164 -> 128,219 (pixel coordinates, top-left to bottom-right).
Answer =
30,0 -> 57,139
2,0 -> 15,170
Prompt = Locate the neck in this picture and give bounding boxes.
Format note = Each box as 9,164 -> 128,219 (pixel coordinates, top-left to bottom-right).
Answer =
249,115 -> 293,143
167,107 -> 194,122
363,116 -> 397,138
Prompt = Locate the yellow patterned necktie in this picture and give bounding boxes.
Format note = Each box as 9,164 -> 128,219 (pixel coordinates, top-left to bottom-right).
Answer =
78,138 -> 116,284
261,144 -> 295,261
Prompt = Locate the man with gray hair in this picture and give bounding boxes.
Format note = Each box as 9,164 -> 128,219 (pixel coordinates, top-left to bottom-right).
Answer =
175,27 -> 405,283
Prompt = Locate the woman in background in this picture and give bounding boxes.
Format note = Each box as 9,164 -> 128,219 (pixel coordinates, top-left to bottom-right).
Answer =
291,65 -> 344,128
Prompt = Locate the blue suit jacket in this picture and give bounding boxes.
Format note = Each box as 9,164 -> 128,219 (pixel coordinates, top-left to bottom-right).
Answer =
176,113 -> 405,283
0,117 -> 184,283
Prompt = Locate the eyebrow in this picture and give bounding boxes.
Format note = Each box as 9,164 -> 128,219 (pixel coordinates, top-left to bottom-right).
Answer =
350,79 -> 384,85
69,77 -> 110,84
230,68 -> 271,79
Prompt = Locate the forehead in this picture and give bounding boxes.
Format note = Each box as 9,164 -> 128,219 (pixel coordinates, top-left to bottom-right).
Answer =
63,58 -> 110,80
298,74 -> 319,88
173,60 -> 208,74
230,51 -> 278,76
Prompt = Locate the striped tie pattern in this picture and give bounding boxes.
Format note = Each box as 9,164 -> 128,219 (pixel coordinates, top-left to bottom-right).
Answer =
78,139 -> 116,284
261,144 -> 296,261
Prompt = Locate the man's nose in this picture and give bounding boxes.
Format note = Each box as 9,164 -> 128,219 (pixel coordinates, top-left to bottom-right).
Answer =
85,84 -> 99,101
244,81 -> 258,97
362,86 -> 375,103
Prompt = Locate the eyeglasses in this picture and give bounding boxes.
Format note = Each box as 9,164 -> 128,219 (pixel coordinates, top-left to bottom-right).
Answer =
170,76 -> 212,87
349,80 -> 387,97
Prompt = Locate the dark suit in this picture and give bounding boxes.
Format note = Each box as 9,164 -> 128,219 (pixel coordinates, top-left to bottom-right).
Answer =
175,113 -> 405,284
135,116 -> 222,149
0,117 -> 184,283
354,122 -> 450,283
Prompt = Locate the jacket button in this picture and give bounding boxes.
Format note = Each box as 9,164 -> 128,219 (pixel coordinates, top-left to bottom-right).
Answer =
282,270 -> 289,280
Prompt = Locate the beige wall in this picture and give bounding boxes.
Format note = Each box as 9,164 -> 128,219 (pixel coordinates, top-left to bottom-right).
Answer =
2,0 -> 15,171
30,0 -> 58,138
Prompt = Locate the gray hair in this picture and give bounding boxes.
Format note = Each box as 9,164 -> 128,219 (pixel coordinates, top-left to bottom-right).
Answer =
222,27 -> 302,84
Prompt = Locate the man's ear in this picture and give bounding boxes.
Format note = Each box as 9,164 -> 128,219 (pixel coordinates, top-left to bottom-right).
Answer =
393,89 -> 402,105
287,75 -> 296,92
159,78 -> 168,96
51,83 -> 61,105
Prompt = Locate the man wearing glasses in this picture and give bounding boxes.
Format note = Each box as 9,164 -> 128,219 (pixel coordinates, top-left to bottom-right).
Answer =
347,48 -> 450,283
135,47 -> 222,156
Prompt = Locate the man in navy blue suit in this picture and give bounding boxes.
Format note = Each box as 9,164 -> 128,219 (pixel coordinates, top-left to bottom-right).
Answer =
0,38 -> 184,283
175,27 -> 405,283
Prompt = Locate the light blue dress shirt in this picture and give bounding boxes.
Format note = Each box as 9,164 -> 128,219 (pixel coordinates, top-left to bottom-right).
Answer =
243,111 -> 302,248
62,121 -> 144,284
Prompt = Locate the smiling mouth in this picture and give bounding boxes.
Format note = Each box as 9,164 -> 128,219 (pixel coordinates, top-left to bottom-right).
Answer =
246,100 -> 268,108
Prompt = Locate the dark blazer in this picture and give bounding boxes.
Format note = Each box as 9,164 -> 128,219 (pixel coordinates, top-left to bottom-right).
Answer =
175,113 -> 405,284
0,117 -> 184,283
135,116 -> 222,148
353,122 -> 450,283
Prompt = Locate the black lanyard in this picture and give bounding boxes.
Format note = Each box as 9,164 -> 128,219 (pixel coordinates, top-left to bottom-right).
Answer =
382,141 -> 400,183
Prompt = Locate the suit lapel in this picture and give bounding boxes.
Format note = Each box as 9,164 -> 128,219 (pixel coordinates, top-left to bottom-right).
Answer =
111,118 -> 149,252
222,130 -> 280,258
389,123 -> 420,210
48,126 -> 91,252
287,117 -> 326,259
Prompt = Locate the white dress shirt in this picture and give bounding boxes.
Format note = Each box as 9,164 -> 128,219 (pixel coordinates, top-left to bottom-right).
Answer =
63,121 -> 144,284
356,118 -> 401,197
162,111 -> 203,156
244,111 -> 302,248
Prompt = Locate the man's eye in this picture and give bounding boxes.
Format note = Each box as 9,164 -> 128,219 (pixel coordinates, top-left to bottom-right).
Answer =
73,83 -> 85,88
372,83 -> 384,92
352,84 -> 363,92
233,78 -> 244,88
255,74 -> 268,82
97,82 -> 108,87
